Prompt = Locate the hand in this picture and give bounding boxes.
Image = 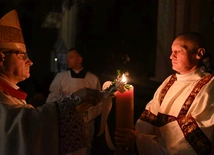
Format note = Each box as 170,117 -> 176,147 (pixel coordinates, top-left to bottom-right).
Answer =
28,93 -> 45,107
114,128 -> 138,153
73,87 -> 102,106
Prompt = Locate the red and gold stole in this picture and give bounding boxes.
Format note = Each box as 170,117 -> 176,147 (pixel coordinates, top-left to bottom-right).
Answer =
139,74 -> 213,154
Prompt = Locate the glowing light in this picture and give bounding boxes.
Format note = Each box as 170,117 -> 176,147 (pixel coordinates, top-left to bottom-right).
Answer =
54,58 -> 57,61
121,74 -> 127,83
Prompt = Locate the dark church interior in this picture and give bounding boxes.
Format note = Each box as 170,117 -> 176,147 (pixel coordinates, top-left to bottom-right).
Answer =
1,0 -> 214,154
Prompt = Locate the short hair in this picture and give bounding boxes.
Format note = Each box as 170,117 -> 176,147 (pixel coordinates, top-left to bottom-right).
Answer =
67,48 -> 77,54
177,31 -> 207,50
67,48 -> 82,56
67,48 -> 86,60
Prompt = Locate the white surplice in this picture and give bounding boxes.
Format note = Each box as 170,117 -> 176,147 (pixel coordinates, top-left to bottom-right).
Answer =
46,70 -> 102,155
135,68 -> 214,155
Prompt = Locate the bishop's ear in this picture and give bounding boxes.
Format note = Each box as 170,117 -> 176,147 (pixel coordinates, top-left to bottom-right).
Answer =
196,48 -> 205,59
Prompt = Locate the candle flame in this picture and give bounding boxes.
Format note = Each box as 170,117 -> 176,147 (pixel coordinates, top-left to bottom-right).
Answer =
121,74 -> 127,83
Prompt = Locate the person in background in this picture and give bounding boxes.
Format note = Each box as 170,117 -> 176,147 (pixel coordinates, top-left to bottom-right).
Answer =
114,32 -> 214,155
0,9 -> 101,155
46,48 -> 102,155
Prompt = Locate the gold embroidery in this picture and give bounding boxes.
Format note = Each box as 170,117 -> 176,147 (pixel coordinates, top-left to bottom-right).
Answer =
139,110 -> 157,125
178,74 -> 213,118
156,113 -> 176,127
177,116 -> 212,155
0,26 -> 24,43
159,74 -> 177,105
139,74 -> 213,154
139,110 -> 176,127
58,95 -> 87,154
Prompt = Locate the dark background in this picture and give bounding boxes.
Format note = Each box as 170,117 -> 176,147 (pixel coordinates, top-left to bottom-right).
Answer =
0,0 -> 159,104
1,0 -> 214,154
1,1 -> 159,154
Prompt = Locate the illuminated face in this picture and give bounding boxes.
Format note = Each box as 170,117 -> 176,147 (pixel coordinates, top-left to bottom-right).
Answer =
66,50 -> 82,69
170,36 -> 200,74
0,51 -> 33,84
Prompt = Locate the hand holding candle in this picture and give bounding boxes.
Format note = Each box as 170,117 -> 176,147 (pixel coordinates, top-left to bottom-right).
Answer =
99,70 -> 135,153
102,72 -> 134,129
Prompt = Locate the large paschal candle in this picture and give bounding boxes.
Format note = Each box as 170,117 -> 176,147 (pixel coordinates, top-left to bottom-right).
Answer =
115,85 -> 134,129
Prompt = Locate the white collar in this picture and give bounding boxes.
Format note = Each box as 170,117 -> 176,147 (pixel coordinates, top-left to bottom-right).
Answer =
176,67 -> 209,81
0,77 -> 19,90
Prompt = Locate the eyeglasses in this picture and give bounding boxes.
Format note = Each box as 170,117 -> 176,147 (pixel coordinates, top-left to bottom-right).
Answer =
2,51 -> 29,60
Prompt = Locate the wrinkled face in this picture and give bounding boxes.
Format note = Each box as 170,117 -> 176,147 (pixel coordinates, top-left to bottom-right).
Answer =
0,51 -> 33,84
66,50 -> 82,69
170,36 -> 200,74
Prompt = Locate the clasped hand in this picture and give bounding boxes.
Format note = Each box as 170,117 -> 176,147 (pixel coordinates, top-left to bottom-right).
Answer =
114,128 -> 138,153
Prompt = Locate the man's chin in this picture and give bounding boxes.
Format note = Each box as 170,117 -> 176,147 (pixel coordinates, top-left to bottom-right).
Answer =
172,66 -> 176,71
21,74 -> 30,81
172,66 -> 179,72
26,74 -> 30,79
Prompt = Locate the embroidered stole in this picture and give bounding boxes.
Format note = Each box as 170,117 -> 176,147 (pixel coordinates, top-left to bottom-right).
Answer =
139,74 -> 213,154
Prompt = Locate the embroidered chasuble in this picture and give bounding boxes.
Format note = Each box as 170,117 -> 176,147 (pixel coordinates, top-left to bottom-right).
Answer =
135,69 -> 214,155
0,77 -> 87,155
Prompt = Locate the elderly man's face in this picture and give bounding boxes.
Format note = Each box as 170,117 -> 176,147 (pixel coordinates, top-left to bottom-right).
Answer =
170,36 -> 201,74
0,51 -> 33,84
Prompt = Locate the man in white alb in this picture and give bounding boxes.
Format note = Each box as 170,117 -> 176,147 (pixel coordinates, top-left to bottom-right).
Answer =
46,48 -> 101,155
114,32 -> 214,155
